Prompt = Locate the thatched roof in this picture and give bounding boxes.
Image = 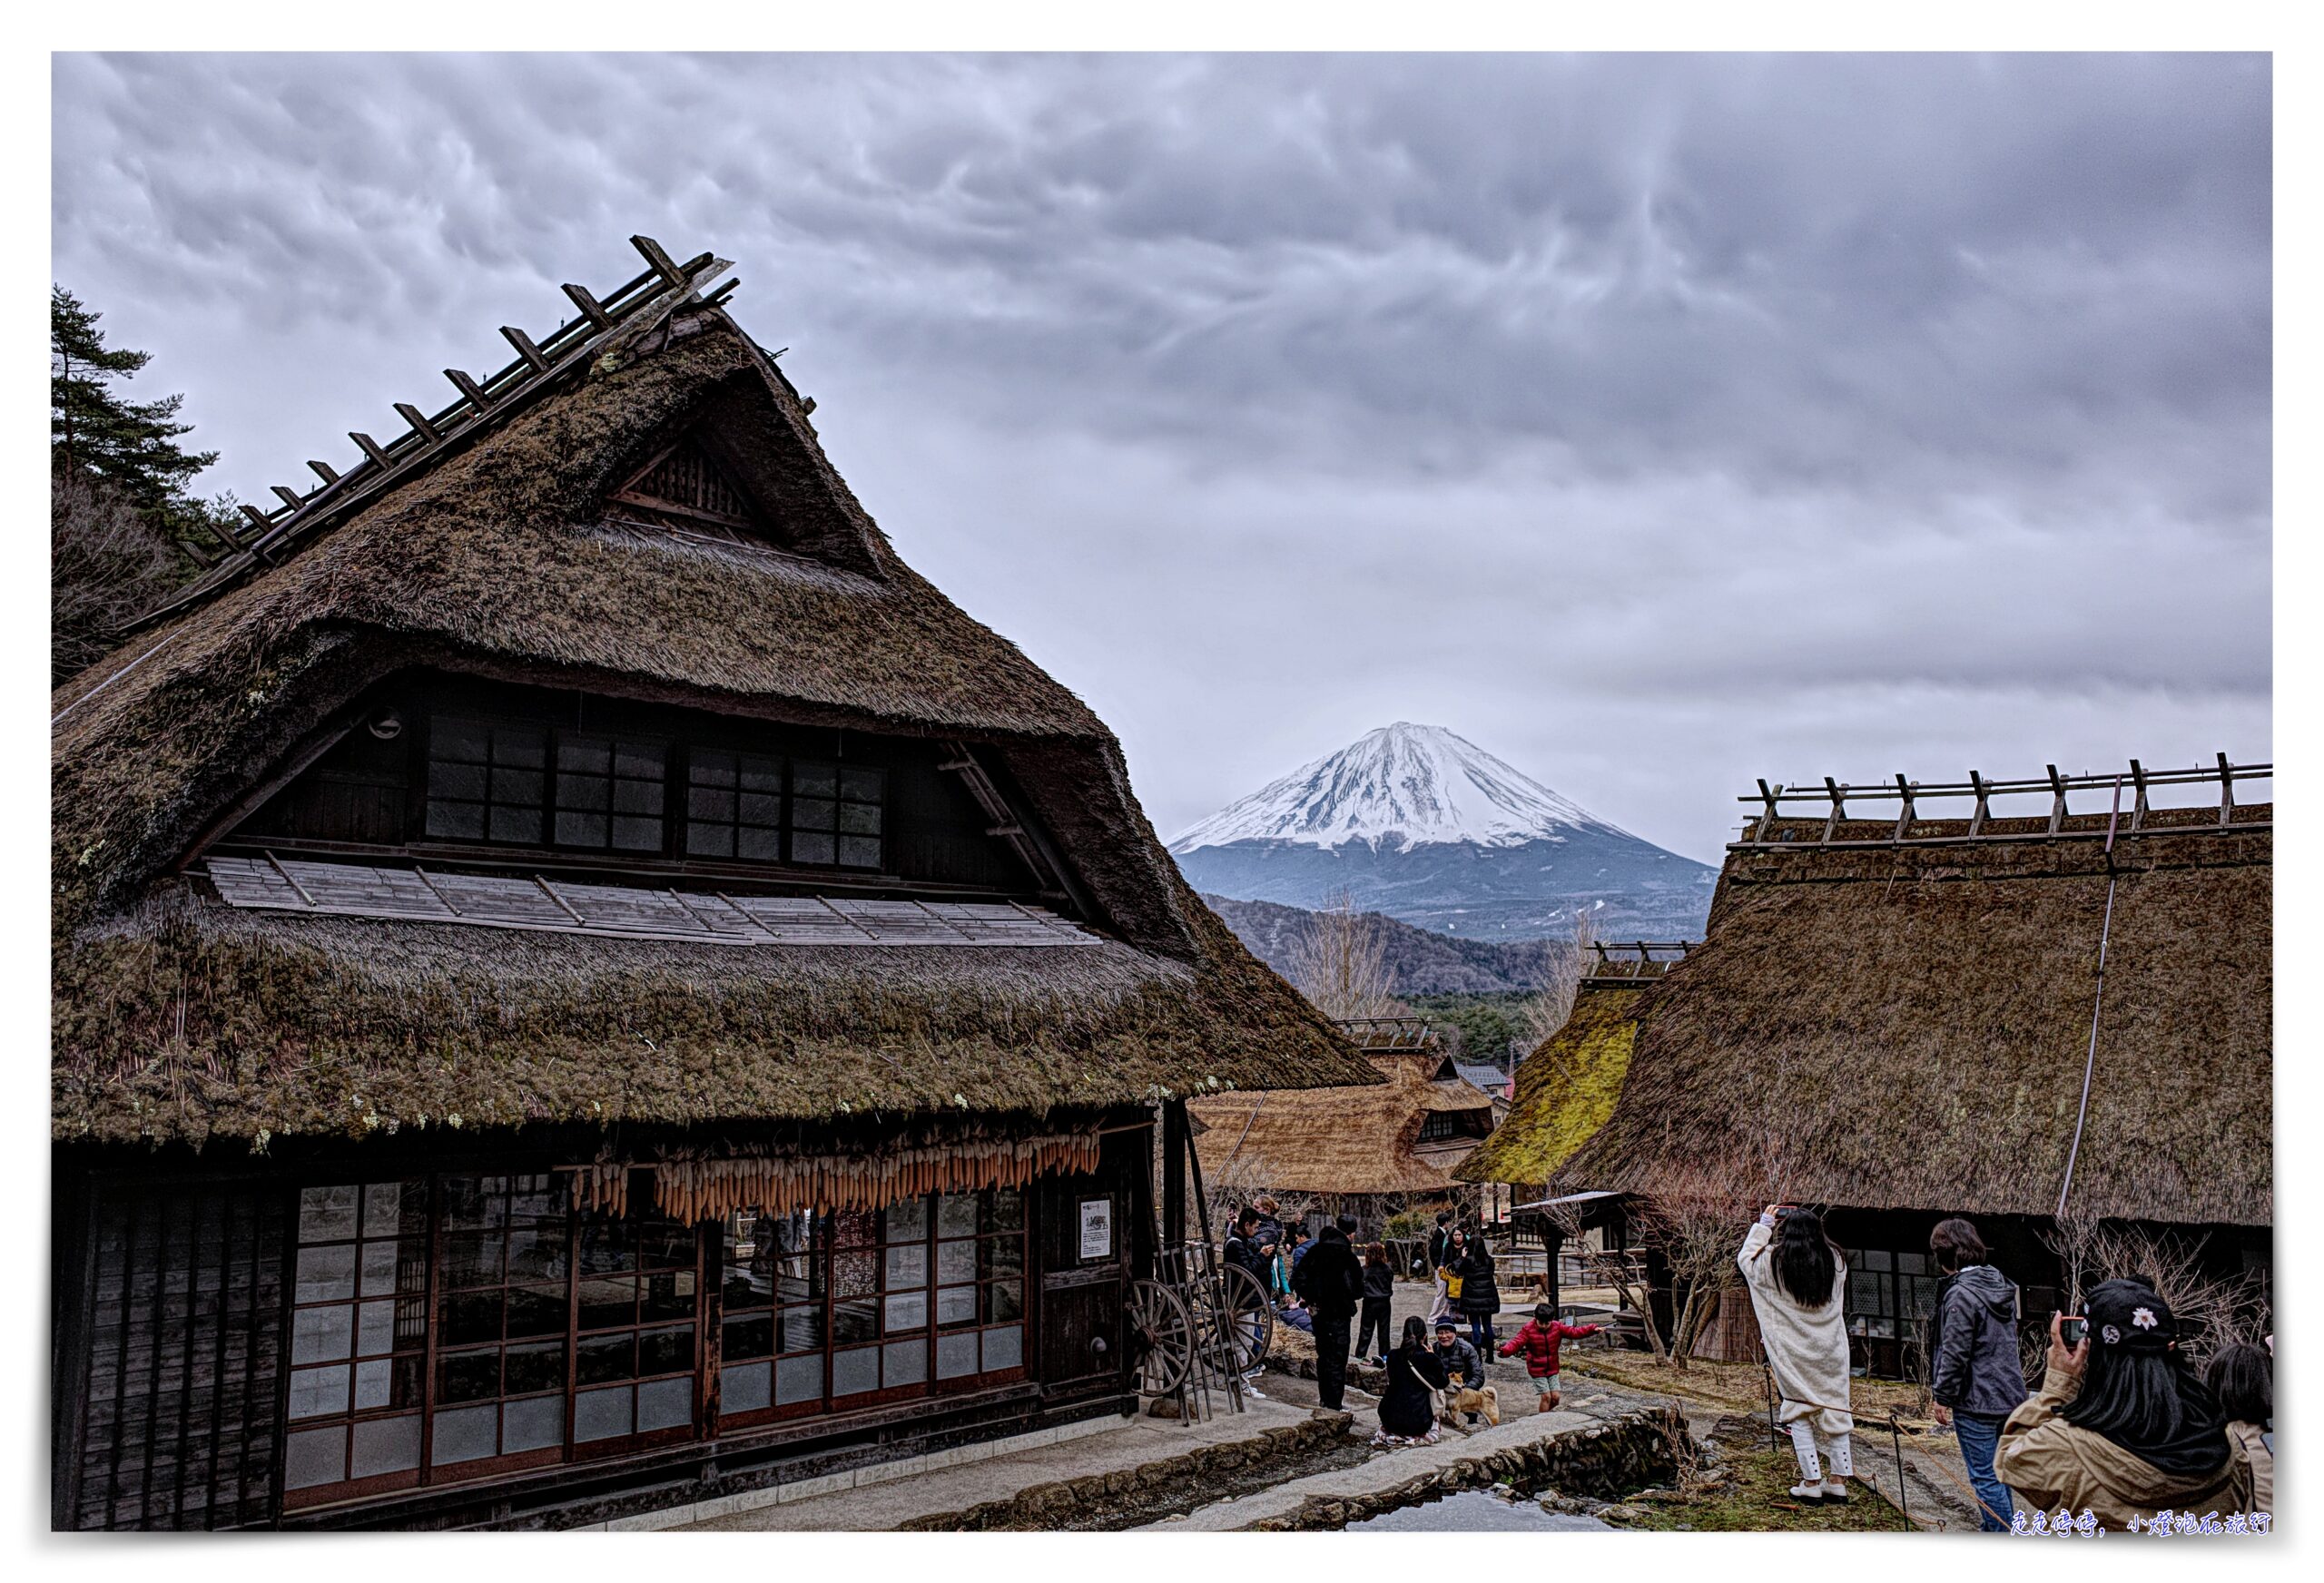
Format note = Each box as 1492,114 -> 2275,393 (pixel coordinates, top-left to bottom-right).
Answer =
1188,1052 -> 1497,1198
1554,806 -> 2272,1228
52,275 -> 1376,1145
1452,984 -> 1648,1190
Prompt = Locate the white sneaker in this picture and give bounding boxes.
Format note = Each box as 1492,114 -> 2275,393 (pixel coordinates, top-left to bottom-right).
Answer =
1818,1478 -> 1849,1504
1787,1480 -> 1826,1503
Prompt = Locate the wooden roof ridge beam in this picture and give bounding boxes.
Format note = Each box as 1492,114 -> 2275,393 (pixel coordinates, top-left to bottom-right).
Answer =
443,368 -> 495,412
500,323 -> 553,374
630,234 -> 691,291
392,402 -> 443,446
561,280 -> 615,331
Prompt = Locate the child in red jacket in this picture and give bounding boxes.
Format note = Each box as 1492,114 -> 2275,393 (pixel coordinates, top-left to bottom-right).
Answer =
1499,1303 -> 1602,1412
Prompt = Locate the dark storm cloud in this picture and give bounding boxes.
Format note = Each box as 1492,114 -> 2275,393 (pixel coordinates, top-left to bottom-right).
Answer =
51,53 -> 2270,858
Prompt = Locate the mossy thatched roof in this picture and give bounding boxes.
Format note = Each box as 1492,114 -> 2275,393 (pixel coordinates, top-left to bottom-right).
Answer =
1557,811 -> 2271,1228
1452,984 -> 1646,1189
52,295 -> 1376,1145
1188,1052 -> 1496,1198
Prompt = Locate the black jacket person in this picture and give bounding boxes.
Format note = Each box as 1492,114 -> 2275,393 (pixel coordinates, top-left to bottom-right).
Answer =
1293,1222 -> 1367,1411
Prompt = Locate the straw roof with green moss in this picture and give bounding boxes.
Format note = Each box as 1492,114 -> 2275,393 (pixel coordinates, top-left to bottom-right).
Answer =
1452,984 -> 1647,1190
52,294 -> 1375,1146
1188,1052 -> 1496,1198
1555,809 -> 2271,1228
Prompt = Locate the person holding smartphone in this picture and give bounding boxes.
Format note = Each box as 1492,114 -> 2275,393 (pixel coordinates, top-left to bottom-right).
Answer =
1993,1279 -> 2254,1530
1738,1202 -> 1856,1505
1926,1218 -> 2029,1531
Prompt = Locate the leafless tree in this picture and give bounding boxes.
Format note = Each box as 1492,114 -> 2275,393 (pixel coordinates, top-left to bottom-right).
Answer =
1514,905 -> 1598,1052
1290,890 -> 1402,1020
2039,1214 -> 2269,1365
1549,1154 -> 1767,1372
52,467 -> 183,684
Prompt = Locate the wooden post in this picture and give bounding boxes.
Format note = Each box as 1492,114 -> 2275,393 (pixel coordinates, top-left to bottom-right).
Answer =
2045,764 -> 2068,839
1161,1099 -> 1187,1252
2218,752 -> 2236,828
1819,778 -> 1846,847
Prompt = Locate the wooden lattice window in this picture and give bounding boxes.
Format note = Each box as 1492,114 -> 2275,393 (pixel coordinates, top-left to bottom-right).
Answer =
717,1189 -> 1025,1431
609,437 -> 762,535
67,1180 -> 287,1530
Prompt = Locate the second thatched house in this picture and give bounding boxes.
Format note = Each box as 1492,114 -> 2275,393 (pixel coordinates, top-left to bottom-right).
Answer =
1462,762 -> 2273,1377
1190,1018 -> 1498,1237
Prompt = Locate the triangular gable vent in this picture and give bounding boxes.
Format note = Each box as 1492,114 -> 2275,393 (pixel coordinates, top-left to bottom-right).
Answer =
609,435 -> 770,540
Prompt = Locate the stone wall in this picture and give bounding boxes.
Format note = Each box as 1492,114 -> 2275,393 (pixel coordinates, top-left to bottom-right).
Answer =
1241,1407 -> 1689,1531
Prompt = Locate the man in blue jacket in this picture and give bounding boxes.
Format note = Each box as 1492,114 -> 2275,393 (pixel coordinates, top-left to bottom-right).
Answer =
1927,1217 -> 2030,1531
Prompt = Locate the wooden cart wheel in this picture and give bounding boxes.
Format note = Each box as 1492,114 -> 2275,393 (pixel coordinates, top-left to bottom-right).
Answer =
1127,1278 -> 1195,1397
1198,1262 -> 1275,1375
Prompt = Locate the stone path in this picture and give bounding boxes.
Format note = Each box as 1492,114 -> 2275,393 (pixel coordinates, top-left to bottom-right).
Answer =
681,1396 -> 1317,1531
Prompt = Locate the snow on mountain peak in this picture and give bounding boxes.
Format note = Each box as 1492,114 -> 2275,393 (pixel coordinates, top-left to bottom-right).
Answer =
1168,723 -> 1627,853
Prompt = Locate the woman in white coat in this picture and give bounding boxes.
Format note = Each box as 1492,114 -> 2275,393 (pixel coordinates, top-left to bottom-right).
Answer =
1738,1204 -> 1856,1504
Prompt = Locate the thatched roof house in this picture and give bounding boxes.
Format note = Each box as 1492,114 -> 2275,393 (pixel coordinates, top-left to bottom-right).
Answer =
1454,979 -> 1656,1193
50,239 -> 1374,1530
51,247 -> 1372,1153
1190,1021 -> 1496,1209
1560,783 -> 2271,1229
1463,770 -> 2270,1373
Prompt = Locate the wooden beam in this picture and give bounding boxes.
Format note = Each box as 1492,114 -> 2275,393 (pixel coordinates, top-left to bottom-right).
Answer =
630,233 -> 690,290
2045,765 -> 2067,839
561,282 -> 615,331
2219,751 -> 2235,827
307,459 -> 340,486
349,431 -> 394,469
443,369 -> 493,411
2129,759 -> 2149,832
392,403 -> 442,445
238,503 -> 273,536
500,324 -> 553,373
271,486 -> 307,512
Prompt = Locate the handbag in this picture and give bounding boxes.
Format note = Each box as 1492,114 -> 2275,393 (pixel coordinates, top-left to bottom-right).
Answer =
1443,1269 -> 1463,1301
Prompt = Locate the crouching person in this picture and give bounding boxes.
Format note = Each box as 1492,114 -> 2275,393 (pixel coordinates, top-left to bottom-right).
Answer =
1433,1320 -> 1499,1429
1499,1302 -> 1602,1413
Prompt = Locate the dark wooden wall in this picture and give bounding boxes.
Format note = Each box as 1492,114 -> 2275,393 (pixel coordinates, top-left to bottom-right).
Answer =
57,1173 -> 288,1530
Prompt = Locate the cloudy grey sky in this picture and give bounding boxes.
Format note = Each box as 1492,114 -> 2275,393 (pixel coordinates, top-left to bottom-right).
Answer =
52,53 -> 2270,861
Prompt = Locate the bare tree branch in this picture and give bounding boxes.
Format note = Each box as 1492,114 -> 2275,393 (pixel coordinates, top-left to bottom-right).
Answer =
1289,889 -> 1403,1021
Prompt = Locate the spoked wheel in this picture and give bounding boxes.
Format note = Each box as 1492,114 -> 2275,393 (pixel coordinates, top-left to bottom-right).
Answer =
1195,1262 -> 1275,1376
1127,1278 -> 1195,1397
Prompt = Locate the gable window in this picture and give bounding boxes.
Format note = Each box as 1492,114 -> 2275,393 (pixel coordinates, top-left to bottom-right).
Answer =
424,719 -> 547,845
685,750 -> 783,861
419,711 -> 892,874
553,734 -> 667,852
793,762 -> 884,870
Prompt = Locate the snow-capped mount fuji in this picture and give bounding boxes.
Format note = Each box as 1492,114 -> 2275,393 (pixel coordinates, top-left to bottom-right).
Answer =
1170,723 -> 1629,852
1171,723 -> 1714,940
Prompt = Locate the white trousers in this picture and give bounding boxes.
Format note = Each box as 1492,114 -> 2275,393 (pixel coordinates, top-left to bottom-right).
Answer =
1787,1421 -> 1854,1483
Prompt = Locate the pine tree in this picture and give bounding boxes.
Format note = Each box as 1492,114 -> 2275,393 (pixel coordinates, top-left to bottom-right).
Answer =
51,286 -> 232,678
52,285 -> 221,530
